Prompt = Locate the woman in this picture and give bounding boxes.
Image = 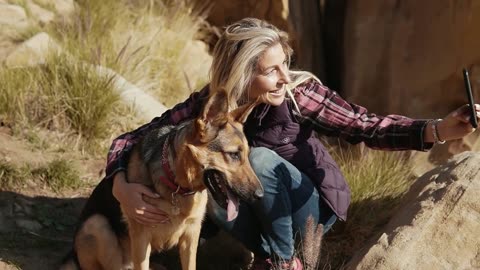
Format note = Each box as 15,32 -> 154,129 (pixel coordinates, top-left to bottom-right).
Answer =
106,18 -> 479,270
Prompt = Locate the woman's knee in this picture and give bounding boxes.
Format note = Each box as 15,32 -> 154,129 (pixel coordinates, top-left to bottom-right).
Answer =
249,147 -> 277,168
249,147 -> 282,185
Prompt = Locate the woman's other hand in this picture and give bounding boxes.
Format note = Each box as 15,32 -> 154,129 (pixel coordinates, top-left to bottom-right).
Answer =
436,104 -> 480,141
112,171 -> 170,226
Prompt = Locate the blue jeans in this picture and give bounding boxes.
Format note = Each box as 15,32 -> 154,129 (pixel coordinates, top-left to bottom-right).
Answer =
207,147 -> 337,260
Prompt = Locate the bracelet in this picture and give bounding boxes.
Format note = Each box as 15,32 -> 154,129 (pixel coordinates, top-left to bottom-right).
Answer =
431,119 -> 446,144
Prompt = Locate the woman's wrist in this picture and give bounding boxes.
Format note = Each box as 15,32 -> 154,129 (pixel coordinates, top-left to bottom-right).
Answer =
424,120 -> 435,143
424,119 -> 447,144
432,119 -> 446,144
112,171 -> 127,202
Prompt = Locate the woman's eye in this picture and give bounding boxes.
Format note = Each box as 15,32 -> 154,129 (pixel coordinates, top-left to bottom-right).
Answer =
265,69 -> 276,75
228,152 -> 241,160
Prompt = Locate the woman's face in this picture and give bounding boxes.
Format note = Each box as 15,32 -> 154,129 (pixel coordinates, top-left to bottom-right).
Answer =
249,43 -> 291,106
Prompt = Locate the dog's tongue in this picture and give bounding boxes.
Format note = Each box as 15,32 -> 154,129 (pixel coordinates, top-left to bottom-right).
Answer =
226,189 -> 239,222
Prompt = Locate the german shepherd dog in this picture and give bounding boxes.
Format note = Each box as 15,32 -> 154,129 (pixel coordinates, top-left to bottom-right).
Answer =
61,90 -> 263,270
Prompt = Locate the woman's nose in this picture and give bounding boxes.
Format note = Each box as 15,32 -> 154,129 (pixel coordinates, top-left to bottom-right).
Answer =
279,66 -> 291,84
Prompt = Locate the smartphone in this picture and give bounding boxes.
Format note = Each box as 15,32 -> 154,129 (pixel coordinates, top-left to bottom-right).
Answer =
463,68 -> 478,128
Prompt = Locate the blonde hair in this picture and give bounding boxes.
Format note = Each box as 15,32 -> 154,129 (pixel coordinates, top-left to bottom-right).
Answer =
210,17 -> 320,110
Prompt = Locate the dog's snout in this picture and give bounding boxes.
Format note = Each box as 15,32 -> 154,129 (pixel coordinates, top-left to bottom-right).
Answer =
254,188 -> 264,199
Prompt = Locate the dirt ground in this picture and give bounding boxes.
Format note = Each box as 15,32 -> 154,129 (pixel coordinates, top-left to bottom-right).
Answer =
0,126 -> 103,269
0,127 -> 251,270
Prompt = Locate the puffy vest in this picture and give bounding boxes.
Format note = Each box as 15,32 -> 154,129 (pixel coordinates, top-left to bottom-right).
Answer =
244,99 -> 351,221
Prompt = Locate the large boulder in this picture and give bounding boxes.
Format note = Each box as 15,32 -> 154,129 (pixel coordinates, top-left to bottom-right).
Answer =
347,152 -> 480,269
26,0 -> 55,25
203,0 -> 290,32
32,0 -> 75,16
0,4 -> 28,28
4,32 -> 60,67
339,1 -> 480,119
95,66 -> 168,121
321,0 -> 480,171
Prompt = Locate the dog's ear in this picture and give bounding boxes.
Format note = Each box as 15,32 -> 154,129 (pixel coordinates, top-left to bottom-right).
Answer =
230,98 -> 259,124
196,90 -> 229,142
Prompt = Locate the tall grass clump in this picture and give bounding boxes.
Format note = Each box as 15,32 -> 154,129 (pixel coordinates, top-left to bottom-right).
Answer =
39,54 -> 119,140
320,146 -> 416,269
0,53 -> 119,151
0,67 -> 37,122
48,0 -> 210,107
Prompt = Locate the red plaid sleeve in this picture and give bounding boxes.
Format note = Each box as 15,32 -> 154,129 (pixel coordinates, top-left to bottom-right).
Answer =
105,86 -> 210,179
293,81 -> 434,151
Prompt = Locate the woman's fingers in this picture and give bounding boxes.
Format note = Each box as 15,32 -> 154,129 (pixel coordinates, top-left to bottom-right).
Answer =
137,184 -> 161,199
133,210 -> 170,225
451,104 -> 476,124
135,205 -> 169,218
117,182 -> 172,225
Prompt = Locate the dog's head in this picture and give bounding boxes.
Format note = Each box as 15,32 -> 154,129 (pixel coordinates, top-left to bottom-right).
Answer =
178,90 -> 263,221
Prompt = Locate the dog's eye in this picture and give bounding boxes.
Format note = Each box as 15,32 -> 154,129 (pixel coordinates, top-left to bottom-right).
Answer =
227,152 -> 241,161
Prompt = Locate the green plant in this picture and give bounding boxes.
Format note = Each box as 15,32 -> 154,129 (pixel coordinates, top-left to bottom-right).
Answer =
31,159 -> 81,192
0,161 -> 29,190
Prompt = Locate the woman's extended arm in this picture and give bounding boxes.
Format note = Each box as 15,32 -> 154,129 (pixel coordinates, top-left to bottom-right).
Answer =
292,80 -> 433,151
293,80 -> 479,150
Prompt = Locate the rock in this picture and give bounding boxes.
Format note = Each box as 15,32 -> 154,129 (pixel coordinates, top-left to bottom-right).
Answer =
4,32 -> 60,67
347,152 -> 480,270
0,4 -> 28,28
94,65 -> 168,121
15,218 -> 43,232
179,40 -> 212,91
32,0 -> 75,15
26,0 -> 55,25
0,261 -> 20,270
339,1 -> 480,119
289,0 -> 325,80
0,200 -> 14,233
202,0 -> 290,31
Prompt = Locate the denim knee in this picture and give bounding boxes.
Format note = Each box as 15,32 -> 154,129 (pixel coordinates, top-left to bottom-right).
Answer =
249,147 -> 278,173
249,147 -> 282,187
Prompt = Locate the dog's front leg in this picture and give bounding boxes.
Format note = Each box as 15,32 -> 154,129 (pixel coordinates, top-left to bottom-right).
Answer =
178,224 -> 202,270
129,228 -> 151,270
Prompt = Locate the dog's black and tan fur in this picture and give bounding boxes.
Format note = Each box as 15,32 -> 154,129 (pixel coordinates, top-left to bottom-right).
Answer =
60,91 -> 263,270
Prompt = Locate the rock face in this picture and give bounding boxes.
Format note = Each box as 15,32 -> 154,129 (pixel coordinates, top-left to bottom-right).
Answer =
204,0 -> 290,31
347,152 -> 480,270
340,1 -> 480,119
202,0 -> 324,79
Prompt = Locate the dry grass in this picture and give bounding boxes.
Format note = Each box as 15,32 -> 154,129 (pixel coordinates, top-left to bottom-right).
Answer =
318,145 -> 415,269
300,216 -> 324,270
48,0 -> 210,107
1,0 -> 210,157
0,53 -> 120,153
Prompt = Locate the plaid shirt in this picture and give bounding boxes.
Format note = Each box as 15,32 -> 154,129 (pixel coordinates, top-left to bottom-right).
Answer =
105,81 -> 433,179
